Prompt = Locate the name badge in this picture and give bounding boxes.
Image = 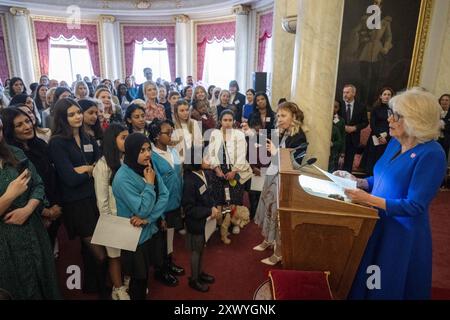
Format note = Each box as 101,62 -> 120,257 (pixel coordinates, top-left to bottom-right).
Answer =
224,187 -> 231,201
202,114 -> 207,120
234,100 -> 239,105
333,117 -> 339,124
83,144 -> 94,152
265,117 -> 271,123
199,185 -> 207,195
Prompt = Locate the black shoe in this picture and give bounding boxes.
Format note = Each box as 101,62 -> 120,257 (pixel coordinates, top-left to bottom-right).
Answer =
189,279 -> 209,292
168,262 -> 185,276
155,271 -> 179,287
199,272 -> 215,284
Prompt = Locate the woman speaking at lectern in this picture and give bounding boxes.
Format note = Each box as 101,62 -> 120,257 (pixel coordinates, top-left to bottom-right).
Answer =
335,88 -> 446,299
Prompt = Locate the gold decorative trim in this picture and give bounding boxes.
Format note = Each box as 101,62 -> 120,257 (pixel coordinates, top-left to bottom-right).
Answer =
30,15 -> 103,78
408,0 -> 434,88
174,14 -> 190,23
119,22 -> 176,78
99,15 -> 116,23
232,5 -> 251,16
0,14 -> 13,79
9,7 -> 30,16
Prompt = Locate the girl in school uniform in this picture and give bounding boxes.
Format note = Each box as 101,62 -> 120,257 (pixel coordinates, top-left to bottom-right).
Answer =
148,119 -> 185,286
93,123 -> 130,300
125,103 -> 148,135
48,98 -> 107,297
182,156 -> 219,292
112,133 -> 169,300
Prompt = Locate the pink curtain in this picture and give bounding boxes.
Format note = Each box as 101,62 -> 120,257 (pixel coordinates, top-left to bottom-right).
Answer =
33,20 -> 101,76
196,21 -> 235,81
257,12 -> 273,72
0,20 -> 9,82
122,25 -> 176,81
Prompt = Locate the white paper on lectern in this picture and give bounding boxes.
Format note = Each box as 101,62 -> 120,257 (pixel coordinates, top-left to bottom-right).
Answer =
91,214 -> 142,252
205,216 -> 217,242
312,165 -> 357,190
299,175 -> 348,200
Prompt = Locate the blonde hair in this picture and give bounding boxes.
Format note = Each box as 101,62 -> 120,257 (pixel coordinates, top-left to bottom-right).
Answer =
143,81 -> 157,101
390,87 -> 441,143
131,98 -> 146,108
74,80 -> 88,99
277,101 -> 304,136
218,89 -> 231,105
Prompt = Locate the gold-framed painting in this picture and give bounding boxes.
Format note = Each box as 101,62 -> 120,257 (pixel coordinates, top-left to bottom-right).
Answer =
335,0 -> 433,109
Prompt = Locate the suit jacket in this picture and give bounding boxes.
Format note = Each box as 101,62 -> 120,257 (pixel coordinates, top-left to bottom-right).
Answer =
340,101 -> 369,147
231,92 -> 246,122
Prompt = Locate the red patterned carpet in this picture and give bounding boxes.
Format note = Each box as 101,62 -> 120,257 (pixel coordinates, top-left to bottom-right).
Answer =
55,191 -> 450,300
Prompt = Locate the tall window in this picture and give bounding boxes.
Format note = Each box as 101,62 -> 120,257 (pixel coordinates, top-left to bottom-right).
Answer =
263,37 -> 273,73
48,36 -> 93,83
202,39 -> 235,88
132,39 -> 170,83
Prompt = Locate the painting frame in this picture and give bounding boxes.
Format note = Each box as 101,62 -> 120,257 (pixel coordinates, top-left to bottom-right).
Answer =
335,0 -> 434,108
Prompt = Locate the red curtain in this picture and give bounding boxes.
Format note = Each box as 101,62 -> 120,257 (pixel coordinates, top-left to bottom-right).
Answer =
0,20 -> 9,82
257,12 -> 273,72
196,21 -> 235,81
122,25 -> 176,81
33,20 -> 101,77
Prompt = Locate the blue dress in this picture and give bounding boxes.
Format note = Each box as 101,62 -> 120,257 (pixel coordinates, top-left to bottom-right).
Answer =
349,138 -> 447,300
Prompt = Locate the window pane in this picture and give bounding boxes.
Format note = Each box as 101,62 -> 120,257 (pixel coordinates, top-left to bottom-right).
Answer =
132,39 -> 170,83
202,39 -> 235,88
49,37 -> 94,83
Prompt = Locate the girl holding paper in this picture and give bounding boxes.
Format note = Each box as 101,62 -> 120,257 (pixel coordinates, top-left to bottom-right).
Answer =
112,133 -> 169,300
93,123 -> 130,300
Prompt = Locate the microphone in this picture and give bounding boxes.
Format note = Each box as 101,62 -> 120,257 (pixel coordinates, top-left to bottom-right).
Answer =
296,157 -> 317,170
293,150 -> 307,161
291,142 -> 309,151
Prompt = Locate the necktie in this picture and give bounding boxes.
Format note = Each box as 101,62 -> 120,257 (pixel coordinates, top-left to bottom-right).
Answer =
346,104 -> 351,123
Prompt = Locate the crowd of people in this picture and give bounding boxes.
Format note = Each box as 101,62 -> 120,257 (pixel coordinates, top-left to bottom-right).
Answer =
0,67 -> 448,300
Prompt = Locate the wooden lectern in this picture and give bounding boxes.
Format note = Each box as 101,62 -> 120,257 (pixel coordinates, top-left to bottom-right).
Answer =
278,149 -> 378,300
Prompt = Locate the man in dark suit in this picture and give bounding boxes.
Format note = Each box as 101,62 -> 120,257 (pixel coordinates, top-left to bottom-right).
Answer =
229,80 -> 246,122
339,84 -> 369,173
137,67 -> 153,100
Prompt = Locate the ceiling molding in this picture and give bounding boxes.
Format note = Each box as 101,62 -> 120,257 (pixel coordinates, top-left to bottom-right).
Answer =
0,0 -> 273,20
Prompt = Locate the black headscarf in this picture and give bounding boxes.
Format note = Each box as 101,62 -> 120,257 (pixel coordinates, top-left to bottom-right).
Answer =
124,133 -> 149,177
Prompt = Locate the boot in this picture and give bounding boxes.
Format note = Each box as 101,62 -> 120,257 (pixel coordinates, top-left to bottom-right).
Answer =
166,254 -> 185,276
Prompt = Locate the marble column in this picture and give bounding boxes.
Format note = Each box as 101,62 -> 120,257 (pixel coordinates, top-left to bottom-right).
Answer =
175,14 -> 190,82
233,5 -> 251,91
9,7 -> 36,86
270,0 -> 297,108
291,0 -> 345,169
100,15 -> 120,80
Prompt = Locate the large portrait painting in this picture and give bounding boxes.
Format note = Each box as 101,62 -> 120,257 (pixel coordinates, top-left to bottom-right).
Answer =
336,0 -> 433,109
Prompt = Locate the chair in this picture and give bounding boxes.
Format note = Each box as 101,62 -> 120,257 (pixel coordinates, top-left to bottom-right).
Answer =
254,270 -> 333,300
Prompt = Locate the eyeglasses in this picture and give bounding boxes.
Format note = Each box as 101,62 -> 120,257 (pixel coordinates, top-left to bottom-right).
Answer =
387,109 -> 402,122
160,130 -> 173,136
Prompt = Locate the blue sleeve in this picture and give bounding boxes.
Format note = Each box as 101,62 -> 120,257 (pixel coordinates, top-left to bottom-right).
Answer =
49,138 -> 90,188
114,174 -> 157,220
150,173 -> 170,221
385,149 -> 446,217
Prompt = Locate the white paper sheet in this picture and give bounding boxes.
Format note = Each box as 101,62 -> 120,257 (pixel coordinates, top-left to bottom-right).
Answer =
312,164 -> 357,190
91,214 -> 142,252
251,175 -> 265,191
205,216 -> 217,242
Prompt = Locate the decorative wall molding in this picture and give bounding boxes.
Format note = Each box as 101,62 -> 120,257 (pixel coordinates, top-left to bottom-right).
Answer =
9,7 -> 30,16
174,14 -> 190,23
232,5 -> 251,16
281,15 -> 297,34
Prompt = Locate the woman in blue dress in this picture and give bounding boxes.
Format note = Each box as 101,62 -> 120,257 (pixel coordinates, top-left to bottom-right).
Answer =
336,88 -> 447,299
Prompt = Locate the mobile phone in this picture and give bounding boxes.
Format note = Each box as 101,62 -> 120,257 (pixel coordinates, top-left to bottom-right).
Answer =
17,158 -> 29,176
